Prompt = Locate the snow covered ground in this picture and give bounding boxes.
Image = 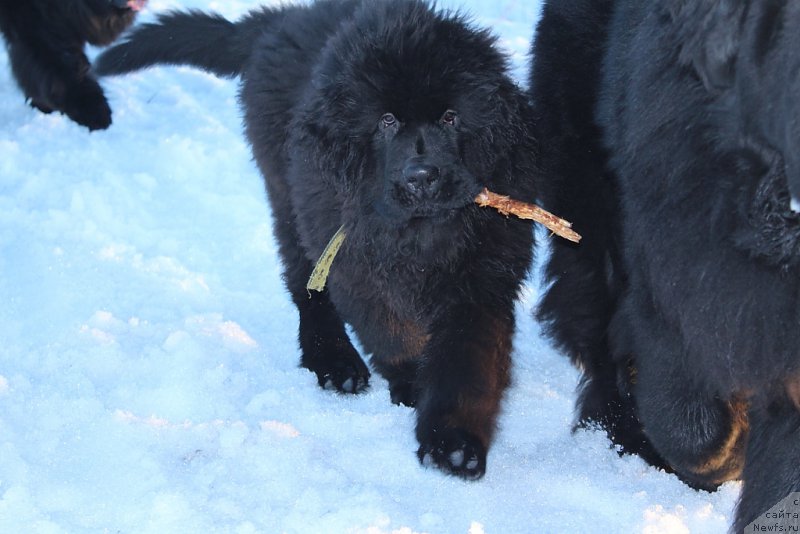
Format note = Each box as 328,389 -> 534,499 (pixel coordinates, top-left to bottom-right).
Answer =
0,0 -> 741,532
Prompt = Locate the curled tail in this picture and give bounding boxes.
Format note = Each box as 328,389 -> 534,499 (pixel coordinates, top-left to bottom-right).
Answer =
95,9 -> 260,78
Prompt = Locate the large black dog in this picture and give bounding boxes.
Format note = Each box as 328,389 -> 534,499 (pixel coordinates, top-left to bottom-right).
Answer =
532,0 -> 800,530
0,0 -> 144,130
96,0 -> 537,479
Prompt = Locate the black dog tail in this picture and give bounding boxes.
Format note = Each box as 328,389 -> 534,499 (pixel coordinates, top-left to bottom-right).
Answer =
95,9 -> 263,78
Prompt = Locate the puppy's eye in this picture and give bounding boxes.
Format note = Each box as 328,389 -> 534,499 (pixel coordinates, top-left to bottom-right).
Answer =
441,110 -> 458,126
381,113 -> 397,128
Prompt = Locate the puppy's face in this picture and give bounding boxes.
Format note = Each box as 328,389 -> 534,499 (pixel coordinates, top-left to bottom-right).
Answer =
345,100 -> 490,260
297,1 -> 530,260
371,107 -> 481,225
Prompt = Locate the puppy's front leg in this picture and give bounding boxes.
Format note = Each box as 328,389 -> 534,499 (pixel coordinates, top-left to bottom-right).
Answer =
296,288 -> 370,394
414,305 -> 514,479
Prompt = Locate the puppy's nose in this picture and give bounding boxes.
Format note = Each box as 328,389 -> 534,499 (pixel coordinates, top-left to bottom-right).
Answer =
402,162 -> 441,198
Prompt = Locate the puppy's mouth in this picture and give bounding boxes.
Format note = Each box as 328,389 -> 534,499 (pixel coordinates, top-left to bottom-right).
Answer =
408,204 -> 463,221
379,178 -> 483,222
374,195 -> 475,227
398,211 -> 461,238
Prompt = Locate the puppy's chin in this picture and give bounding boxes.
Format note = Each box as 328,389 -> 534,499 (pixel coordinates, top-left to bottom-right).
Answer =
365,199 -> 471,261
394,214 -> 468,261
406,206 -> 461,223
373,189 -> 478,222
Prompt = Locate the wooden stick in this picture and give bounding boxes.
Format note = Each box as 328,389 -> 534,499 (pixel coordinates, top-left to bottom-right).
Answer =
475,188 -> 582,243
307,189 -> 582,293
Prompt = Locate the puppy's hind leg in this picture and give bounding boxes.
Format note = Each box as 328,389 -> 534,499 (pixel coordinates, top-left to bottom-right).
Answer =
373,359 -> 418,407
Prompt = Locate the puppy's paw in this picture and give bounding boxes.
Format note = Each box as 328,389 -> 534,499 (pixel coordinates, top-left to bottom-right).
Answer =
417,428 -> 486,480
318,363 -> 370,394
389,380 -> 416,407
63,81 -> 113,131
304,343 -> 370,394
29,99 -> 55,114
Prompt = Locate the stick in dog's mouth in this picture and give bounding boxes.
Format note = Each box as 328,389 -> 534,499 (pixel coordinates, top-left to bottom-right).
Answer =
474,188 -> 582,243
306,188 -> 582,293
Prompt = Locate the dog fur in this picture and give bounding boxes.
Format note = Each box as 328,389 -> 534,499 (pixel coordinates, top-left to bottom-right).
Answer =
531,0 -> 800,529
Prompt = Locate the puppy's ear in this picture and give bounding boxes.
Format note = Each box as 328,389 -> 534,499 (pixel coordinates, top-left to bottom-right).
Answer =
674,0 -> 746,92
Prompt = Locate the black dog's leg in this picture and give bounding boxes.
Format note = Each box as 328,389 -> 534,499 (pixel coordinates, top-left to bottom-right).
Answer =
733,390 -> 800,532
294,288 -> 370,394
373,360 -> 418,407
633,321 -> 747,490
574,355 -> 671,471
265,171 -> 369,395
53,46 -> 112,131
60,63 -> 113,131
414,306 -> 513,480
263,169 -> 369,394
7,30 -> 111,130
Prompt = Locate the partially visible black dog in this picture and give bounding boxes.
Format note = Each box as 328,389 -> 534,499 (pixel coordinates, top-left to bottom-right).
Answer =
532,0 -> 800,530
96,0 -> 537,479
0,0 -> 144,130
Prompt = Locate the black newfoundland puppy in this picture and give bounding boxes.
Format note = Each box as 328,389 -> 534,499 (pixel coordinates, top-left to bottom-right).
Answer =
96,0 -> 537,479
0,0 -> 144,130
532,0 -> 800,530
